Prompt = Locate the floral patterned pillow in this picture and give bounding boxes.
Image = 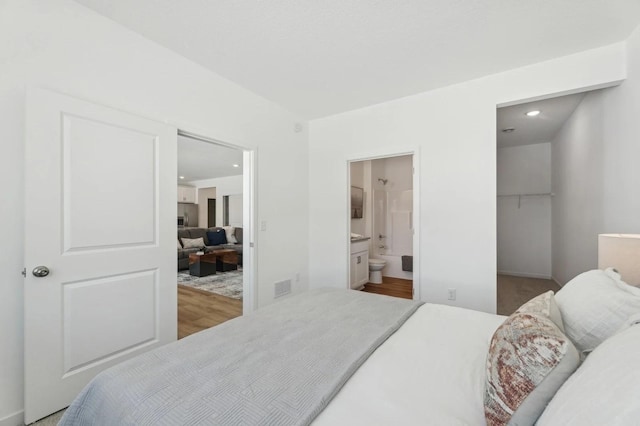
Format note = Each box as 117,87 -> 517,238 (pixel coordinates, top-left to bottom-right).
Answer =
484,294 -> 579,426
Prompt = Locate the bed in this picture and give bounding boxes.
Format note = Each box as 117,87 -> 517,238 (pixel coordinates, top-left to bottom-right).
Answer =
60,270 -> 640,425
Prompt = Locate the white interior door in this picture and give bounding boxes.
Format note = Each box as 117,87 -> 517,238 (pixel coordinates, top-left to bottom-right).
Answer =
24,88 -> 177,423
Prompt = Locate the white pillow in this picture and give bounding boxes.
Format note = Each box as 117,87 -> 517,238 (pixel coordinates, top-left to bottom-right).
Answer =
222,226 -> 237,244
181,237 -> 205,249
537,323 -> 640,425
177,239 -> 182,249
555,268 -> 640,356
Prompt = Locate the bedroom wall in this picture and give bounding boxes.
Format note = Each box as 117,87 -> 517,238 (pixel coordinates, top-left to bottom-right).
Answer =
0,1 -> 308,424
497,143 -> 552,278
553,24 -> 640,285
309,42 -> 626,314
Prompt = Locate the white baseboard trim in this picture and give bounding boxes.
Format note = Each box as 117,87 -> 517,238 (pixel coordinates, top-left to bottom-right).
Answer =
550,275 -> 563,287
0,410 -> 24,426
498,270 -> 552,280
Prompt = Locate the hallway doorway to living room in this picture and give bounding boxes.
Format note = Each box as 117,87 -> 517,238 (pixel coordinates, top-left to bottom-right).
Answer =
176,131 -> 253,338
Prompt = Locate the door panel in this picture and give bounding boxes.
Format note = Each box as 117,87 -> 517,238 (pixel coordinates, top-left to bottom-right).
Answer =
62,270 -> 158,375
24,88 -> 177,423
63,114 -> 157,250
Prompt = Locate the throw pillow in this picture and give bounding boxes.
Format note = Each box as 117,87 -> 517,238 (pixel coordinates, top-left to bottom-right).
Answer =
181,237 -> 205,249
206,229 -> 227,246
537,323 -> 640,425
177,239 -> 182,249
484,312 -> 580,426
222,226 -> 237,244
515,290 -> 565,331
555,268 -> 640,356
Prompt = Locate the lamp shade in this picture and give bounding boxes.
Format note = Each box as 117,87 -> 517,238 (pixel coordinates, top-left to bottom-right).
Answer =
598,234 -> 640,286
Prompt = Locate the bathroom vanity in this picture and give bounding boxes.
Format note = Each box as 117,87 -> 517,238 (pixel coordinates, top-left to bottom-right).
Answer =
350,238 -> 370,290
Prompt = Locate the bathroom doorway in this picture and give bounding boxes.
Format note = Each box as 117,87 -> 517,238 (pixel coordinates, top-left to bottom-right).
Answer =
347,153 -> 419,300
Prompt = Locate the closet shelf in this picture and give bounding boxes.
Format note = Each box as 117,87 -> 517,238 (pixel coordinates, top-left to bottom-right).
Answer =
497,193 -> 554,208
497,193 -> 554,197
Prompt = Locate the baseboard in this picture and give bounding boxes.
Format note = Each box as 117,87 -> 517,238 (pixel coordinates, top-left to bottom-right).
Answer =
550,275 -> 563,287
497,270 -> 552,280
0,410 -> 23,426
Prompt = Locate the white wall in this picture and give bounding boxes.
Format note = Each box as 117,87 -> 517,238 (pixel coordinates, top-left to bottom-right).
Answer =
197,187 -> 217,228
0,1 -> 308,424
309,42 -> 626,314
497,143 -> 552,278
552,24 -> 640,284
191,175 -> 244,227
227,194 -> 243,228
377,155 -> 413,191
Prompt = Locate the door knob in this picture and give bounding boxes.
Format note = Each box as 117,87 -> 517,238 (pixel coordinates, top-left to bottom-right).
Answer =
32,266 -> 50,277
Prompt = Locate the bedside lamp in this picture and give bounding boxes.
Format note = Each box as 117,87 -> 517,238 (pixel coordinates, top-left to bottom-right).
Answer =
598,234 -> 640,286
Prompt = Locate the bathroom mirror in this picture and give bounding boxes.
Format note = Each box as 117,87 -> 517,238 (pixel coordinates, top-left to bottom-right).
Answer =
351,186 -> 364,219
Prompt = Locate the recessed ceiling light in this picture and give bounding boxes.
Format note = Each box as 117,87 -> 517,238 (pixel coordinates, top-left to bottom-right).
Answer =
179,176 -> 185,179
501,128 -> 516,133
526,110 -> 541,117
232,164 -> 239,168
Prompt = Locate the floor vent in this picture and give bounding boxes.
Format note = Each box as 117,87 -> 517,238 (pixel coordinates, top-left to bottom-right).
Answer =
274,279 -> 292,298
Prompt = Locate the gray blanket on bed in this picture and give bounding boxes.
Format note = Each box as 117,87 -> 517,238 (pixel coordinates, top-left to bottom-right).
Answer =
60,288 -> 422,425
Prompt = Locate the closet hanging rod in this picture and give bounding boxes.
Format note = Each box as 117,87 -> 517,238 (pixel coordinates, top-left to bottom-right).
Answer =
497,192 -> 554,197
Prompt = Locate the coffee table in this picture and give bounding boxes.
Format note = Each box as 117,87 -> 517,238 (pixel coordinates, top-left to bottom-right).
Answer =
188,249 -> 238,277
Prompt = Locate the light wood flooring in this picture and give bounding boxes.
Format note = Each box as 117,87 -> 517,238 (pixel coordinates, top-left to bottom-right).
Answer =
178,285 -> 242,339
362,276 -> 413,299
497,274 -> 561,316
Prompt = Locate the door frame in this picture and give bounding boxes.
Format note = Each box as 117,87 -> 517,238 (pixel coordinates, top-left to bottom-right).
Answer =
207,198 -> 216,227
346,146 -> 421,301
177,129 -> 257,314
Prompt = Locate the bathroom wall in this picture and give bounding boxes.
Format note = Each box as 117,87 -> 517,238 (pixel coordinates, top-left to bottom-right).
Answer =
371,155 -> 414,280
350,161 -> 366,236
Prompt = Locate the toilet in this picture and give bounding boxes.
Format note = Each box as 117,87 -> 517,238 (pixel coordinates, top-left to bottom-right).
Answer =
368,259 -> 387,284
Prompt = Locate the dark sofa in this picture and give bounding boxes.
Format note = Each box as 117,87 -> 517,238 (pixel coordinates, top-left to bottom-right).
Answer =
178,227 -> 243,270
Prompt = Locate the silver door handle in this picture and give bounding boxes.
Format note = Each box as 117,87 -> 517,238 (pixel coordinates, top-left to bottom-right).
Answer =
32,266 -> 50,277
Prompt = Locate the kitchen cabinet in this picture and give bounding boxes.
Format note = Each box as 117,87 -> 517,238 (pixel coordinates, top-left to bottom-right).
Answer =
178,185 -> 196,203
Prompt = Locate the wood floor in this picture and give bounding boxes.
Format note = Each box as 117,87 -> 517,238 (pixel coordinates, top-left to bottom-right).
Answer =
178,285 -> 242,339
362,276 -> 413,299
497,274 -> 561,316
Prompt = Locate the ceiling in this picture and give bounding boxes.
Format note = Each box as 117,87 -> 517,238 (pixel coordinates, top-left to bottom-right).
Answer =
496,92 -> 587,149
178,135 -> 243,184
74,0 -> 640,119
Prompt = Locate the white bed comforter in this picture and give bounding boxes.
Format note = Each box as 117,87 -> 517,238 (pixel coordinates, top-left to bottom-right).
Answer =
314,303 -> 506,426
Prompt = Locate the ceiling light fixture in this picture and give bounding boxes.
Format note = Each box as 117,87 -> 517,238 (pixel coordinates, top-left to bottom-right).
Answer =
501,128 -> 516,133
526,110 -> 541,117
179,176 -> 185,179
232,164 -> 239,168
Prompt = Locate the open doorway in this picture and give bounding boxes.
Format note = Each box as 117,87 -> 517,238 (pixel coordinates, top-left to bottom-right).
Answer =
176,132 -> 249,338
348,154 -> 417,300
496,89 -> 610,314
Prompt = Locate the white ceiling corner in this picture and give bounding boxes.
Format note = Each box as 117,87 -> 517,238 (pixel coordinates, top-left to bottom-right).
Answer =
178,135 -> 243,184
74,0 -> 640,119
496,92 -> 587,149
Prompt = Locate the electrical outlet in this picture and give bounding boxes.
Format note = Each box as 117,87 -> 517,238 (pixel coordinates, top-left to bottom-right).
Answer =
448,288 -> 457,301
274,279 -> 291,298
295,272 -> 300,282
260,221 -> 267,231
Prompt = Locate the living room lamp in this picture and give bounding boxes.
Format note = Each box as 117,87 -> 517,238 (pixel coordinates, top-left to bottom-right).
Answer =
598,234 -> 640,286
